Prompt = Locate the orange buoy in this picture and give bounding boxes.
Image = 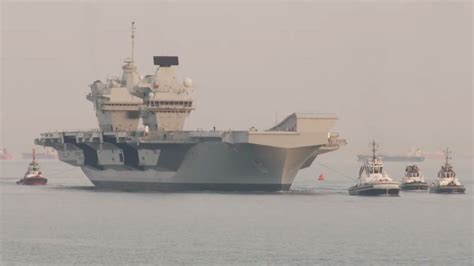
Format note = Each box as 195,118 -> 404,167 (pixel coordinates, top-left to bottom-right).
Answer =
318,173 -> 325,181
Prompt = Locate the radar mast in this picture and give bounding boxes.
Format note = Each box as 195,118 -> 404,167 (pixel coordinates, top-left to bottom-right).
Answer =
444,147 -> 451,168
371,140 -> 378,161
131,21 -> 136,62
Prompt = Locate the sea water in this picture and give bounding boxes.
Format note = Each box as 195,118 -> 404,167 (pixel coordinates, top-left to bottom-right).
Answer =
1,157 -> 472,265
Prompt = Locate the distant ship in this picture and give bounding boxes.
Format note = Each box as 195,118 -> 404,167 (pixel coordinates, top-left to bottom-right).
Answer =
34,22 -> 346,191
357,147 -> 425,162
0,148 -> 13,160
424,150 -> 449,160
21,148 -> 58,160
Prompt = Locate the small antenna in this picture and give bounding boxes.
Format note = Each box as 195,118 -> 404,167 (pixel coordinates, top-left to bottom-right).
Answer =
131,21 -> 136,62
371,140 -> 377,161
445,147 -> 451,167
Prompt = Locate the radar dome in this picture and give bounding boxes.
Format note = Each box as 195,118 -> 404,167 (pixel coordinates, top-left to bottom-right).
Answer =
183,78 -> 193,87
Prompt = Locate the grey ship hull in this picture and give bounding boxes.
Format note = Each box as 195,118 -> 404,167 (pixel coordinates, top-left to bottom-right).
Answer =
81,142 -> 315,191
91,180 -> 289,192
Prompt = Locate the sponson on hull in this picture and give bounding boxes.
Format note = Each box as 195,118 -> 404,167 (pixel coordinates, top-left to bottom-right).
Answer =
349,142 -> 400,196
34,22 -> 346,192
429,148 -> 465,194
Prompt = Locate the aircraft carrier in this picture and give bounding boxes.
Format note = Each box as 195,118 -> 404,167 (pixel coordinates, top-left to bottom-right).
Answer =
35,23 -> 346,191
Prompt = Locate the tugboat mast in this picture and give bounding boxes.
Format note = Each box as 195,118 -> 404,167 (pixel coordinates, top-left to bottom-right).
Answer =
444,147 -> 451,168
371,140 -> 377,161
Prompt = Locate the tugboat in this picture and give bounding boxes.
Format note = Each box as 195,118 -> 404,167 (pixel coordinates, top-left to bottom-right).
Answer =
400,165 -> 428,191
349,141 -> 400,196
17,149 -> 47,185
429,148 -> 465,194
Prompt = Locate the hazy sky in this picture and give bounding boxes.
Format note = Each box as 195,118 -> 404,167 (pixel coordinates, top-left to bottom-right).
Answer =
1,1 -> 472,157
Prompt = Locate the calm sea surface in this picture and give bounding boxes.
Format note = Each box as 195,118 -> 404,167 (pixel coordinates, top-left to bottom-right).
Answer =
1,157 -> 473,265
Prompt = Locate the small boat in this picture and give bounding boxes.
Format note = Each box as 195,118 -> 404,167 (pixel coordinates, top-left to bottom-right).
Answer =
349,141 -> 400,196
400,164 -> 428,191
17,149 -> 47,185
429,148 -> 465,194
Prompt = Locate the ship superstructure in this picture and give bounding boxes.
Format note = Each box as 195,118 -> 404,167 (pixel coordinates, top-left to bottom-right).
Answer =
86,22 -> 193,133
35,23 -> 346,191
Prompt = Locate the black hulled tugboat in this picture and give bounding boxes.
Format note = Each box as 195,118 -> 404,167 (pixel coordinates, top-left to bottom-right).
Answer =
400,165 -> 428,191
17,149 -> 47,185
429,148 -> 465,194
349,141 -> 400,196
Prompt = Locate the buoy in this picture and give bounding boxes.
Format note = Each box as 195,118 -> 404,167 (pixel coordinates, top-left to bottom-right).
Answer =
318,173 -> 325,181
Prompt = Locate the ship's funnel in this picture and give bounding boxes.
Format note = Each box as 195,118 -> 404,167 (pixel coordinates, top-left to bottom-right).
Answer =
153,56 -> 179,67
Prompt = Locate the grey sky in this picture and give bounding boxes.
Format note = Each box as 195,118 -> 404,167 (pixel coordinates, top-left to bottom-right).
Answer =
1,1 -> 472,157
